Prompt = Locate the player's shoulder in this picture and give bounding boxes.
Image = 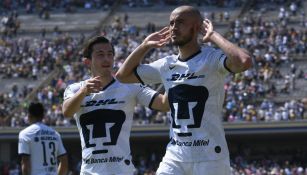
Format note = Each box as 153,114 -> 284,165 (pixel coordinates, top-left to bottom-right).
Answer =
152,54 -> 178,70
66,81 -> 84,90
64,81 -> 85,99
150,54 -> 177,64
19,124 -> 40,138
116,80 -> 147,91
200,46 -> 225,61
40,123 -> 63,139
41,123 -> 59,133
164,54 -> 178,62
201,45 -> 219,51
201,46 -> 224,55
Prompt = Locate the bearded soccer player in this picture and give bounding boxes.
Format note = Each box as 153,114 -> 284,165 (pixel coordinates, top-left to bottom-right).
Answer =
116,5 -> 252,175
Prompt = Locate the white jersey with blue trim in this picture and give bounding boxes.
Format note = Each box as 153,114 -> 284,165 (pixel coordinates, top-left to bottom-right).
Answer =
63,78 -> 157,174
18,123 -> 67,175
136,46 -> 230,162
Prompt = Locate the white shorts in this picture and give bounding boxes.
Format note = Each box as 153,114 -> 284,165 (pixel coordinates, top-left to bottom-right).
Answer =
156,157 -> 231,175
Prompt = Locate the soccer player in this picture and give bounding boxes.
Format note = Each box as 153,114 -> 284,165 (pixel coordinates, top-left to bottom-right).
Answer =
115,5 -> 252,175
62,36 -> 169,174
18,102 -> 68,175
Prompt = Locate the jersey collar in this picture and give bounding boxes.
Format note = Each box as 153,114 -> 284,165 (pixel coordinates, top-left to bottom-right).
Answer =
178,49 -> 202,62
102,78 -> 116,91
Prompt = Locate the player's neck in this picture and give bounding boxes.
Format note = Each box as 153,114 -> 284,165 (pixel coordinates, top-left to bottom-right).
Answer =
29,118 -> 42,124
96,74 -> 114,88
178,42 -> 201,61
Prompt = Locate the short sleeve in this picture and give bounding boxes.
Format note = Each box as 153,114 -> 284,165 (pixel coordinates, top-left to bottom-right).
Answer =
56,133 -> 67,157
63,82 -> 82,100
209,48 -> 230,75
18,132 -> 30,155
135,84 -> 157,109
135,59 -> 164,85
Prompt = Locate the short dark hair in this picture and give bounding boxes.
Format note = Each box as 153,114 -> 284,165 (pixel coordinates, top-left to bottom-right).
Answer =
83,35 -> 115,59
28,102 -> 44,119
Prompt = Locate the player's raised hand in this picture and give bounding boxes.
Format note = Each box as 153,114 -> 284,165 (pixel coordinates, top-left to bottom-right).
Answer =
142,27 -> 170,48
200,19 -> 214,43
82,76 -> 102,94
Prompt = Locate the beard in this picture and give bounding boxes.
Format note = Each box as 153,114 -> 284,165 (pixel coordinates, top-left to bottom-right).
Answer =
171,28 -> 194,46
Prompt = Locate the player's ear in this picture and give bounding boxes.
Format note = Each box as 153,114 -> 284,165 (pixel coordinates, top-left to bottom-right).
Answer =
82,57 -> 92,68
82,57 -> 91,65
194,20 -> 201,34
193,24 -> 200,38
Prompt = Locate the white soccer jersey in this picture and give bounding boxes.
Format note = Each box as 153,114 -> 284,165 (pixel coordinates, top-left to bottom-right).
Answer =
63,78 -> 157,175
136,46 -> 231,162
18,122 -> 67,175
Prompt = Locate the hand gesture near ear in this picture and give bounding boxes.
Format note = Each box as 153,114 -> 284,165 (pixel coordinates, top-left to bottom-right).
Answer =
200,19 -> 214,43
142,27 -> 170,48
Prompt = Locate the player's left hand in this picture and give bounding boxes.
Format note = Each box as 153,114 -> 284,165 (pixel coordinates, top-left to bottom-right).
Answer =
200,19 -> 214,43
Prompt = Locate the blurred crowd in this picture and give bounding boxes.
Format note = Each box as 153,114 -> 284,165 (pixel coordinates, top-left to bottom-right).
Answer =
0,10 -> 19,37
0,0 -> 114,14
229,145 -> 307,175
0,0 -> 306,128
0,0 -> 244,14
231,158 -> 307,175
0,31 -> 86,126
223,0 -> 307,122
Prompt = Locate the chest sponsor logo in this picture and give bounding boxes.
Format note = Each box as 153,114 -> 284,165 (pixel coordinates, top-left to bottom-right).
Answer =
81,98 -> 124,107
166,73 -> 205,81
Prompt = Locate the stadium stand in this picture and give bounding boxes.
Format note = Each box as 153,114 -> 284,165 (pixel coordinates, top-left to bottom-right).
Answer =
0,0 -> 306,174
